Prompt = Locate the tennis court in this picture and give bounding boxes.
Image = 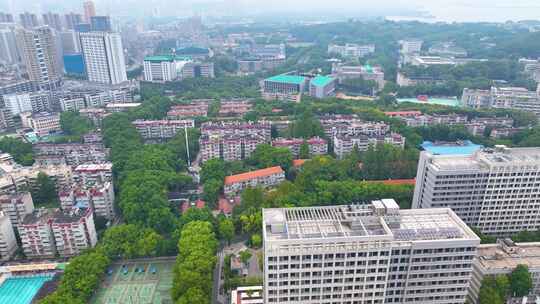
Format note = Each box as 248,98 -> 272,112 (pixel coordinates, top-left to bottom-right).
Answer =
91,258 -> 175,304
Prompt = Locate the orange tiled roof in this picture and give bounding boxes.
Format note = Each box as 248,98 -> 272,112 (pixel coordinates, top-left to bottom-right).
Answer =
224,166 -> 284,185
292,159 -> 307,167
384,111 -> 422,116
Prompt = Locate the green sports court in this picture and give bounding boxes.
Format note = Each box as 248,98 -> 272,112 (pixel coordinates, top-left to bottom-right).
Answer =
91,258 -> 175,304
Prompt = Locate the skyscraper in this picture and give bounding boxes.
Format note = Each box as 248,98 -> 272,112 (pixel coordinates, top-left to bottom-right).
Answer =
90,16 -> 112,32
83,1 -> 96,23
19,12 -> 39,29
16,26 -> 62,87
0,13 -> 14,23
64,13 -> 83,30
80,32 -> 127,84
0,28 -> 20,64
42,12 -> 63,31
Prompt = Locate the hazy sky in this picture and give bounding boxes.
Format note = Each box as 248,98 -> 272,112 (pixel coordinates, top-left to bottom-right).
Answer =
2,0 -> 540,22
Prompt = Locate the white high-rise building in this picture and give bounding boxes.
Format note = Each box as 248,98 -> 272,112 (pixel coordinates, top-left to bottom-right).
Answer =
0,211 -> 17,261
413,146 -> 540,236
263,200 -> 480,304
3,92 -> 52,115
80,32 -> 127,85
0,28 -> 20,64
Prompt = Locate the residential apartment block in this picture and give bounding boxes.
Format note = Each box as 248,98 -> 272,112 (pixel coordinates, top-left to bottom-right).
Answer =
59,182 -> 115,220
3,92 -> 52,115
319,115 -> 391,138
412,146 -> 540,235
218,99 -> 253,117
333,133 -> 406,159
167,101 -> 209,119
80,32 -> 127,85
33,142 -> 109,167
462,87 -> 540,116
181,62 -> 215,78
224,166 -> 285,196
74,163 -> 113,186
143,55 -> 191,82
51,207 -> 97,257
19,209 -> 57,258
199,121 -> 271,162
263,200 -> 480,304
0,212 -> 17,261
0,192 -> 34,229
132,119 -> 195,141
272,137 -> 328,158
468,239 -> 540,304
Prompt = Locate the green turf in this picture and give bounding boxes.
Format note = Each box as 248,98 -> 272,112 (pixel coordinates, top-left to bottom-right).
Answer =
91,258 -> 175,304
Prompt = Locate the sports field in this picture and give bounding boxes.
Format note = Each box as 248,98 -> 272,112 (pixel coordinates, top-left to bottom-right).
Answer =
91,258 -> 175,304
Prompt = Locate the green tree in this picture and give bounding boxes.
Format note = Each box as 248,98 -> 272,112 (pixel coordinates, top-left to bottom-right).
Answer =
60,111 -> 94,137
100,224 -> 163,259
288,108 -> 325,139
239,250 -> 252,266
218,217 -> 234,244
32,172 -> 57,206
0,137 -> 34,165
203,179 -> 222,209
200,159 -> 226,183
250,234 -> 262,248
177,287 -> 208,304
479,286 -> 504,304
510,264 -> 533,297
299,141 -> 310,159
248,144 -> 293,172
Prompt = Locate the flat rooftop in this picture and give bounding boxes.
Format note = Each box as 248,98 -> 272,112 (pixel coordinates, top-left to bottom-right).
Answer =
421,140 -> 482,155
310,75 -> 335,87
263,200 -> 478,242
265,75 -> 306,85
476,242 -> 540,270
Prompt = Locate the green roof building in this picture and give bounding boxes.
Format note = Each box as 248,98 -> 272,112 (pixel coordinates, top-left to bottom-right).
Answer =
309,75 -> 336,98
263,74 -> 308,101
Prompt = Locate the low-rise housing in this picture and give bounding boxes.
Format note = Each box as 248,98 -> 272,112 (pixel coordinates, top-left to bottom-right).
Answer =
33,142 -> 109,167
272,137 -> 328,157
231,286 -> 264,304
224,166 -> 285,196
105,103 -> 142,113
167,101 -> 210,119
333,132 -> 406,159
74,163 -> 113,185
133,119 -> 195,141
27,112 -> 61,136
218,99 -> 253,117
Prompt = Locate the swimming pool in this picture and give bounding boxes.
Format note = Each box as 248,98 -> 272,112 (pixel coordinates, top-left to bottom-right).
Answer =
0,275 -> 53,304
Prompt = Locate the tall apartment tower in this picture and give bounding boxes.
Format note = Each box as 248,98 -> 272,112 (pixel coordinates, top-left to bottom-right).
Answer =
83,1 -> 96,23
412,146 -> 540,236
80,32 -> 127,84
263,200 -> 480,304
0,28 -> 20,64
64,13 -> 83,30
19,12 -> 39,29
15,26 -> 62,88
42,12 -> 63,31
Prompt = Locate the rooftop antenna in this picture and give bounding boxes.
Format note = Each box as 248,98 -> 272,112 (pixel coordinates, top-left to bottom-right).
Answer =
184,126 -> 191,167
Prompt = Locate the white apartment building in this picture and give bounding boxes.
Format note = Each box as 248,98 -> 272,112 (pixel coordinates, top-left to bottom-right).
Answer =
0,211 -> 17,261
263,200 -> 480,304
74,163 -> 113,185
3,92 -> 52,115
28,112 -> 61,136
328,43 -> 375,58
332,64 -> 385,91
200,133 -> 266,163
412,146 -> 540,236
80,32 -> 127,85
132,119 -> 195,140
272,137 -> 328,158
51,207 -> 97,257
468,239 -> 540,304
181,62 -> 215,78
33,142 -> 109,167
59,182 -> 115,220
399,39 -> 423,54
333,133 -> 406,159
19,209 -> 56,258
0,192 -> 34,229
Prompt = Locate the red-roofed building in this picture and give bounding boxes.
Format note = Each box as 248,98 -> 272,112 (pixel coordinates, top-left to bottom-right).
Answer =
224,166 -> 285,196
292,159 -> 307,167
218,197 -> 238,215
384,111 -> 422,118
180,199 -> 206,214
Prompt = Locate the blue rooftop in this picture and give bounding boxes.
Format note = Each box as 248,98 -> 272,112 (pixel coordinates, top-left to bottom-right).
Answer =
311,75 -> 335,87
421,140 -> 482,155
266,75 -> 306,85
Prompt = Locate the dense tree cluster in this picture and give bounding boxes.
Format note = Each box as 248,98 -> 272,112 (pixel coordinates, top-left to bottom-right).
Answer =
0,137 -> 34,165
478,265 -> 532,303
59,111 -> 94,142
172,221 -> 218,304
